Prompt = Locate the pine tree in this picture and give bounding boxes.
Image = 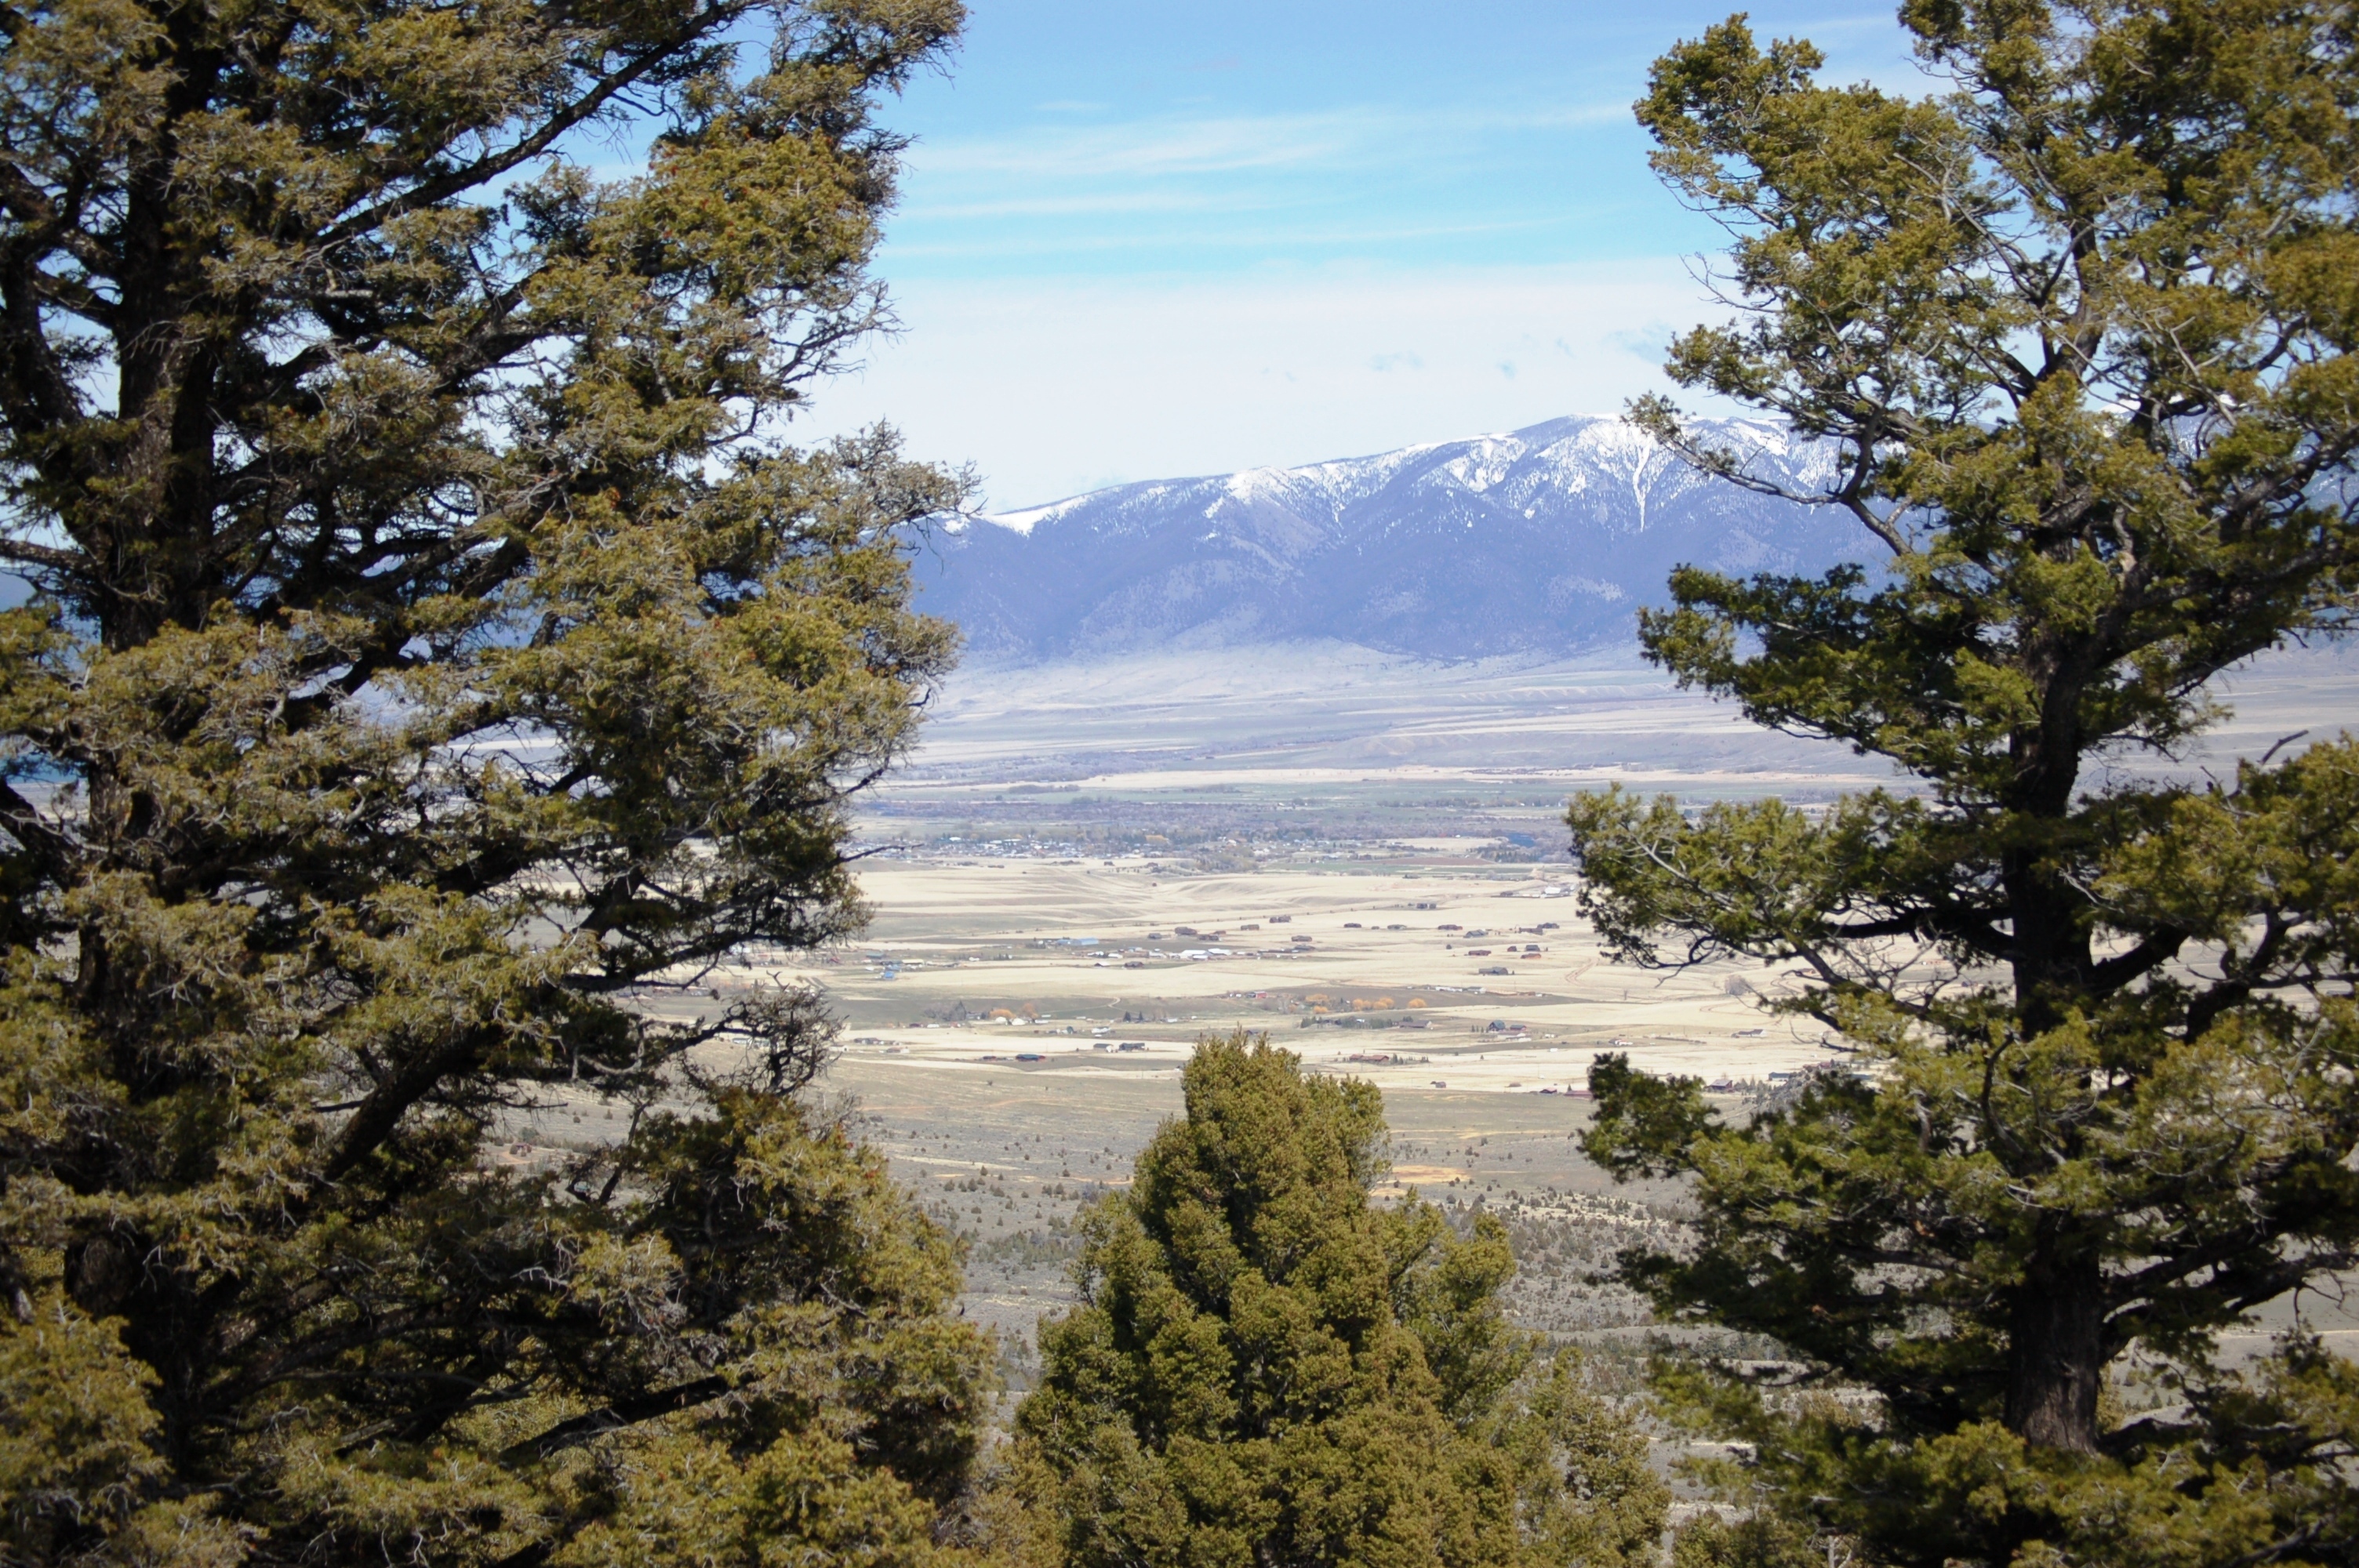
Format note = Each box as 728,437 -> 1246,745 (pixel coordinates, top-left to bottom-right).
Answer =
1568,5 -> 2359,1565
0,2 -> 989,1562
1003,1033 -> 1667,1568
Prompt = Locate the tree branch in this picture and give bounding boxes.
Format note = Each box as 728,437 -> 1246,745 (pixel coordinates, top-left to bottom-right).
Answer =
499,1374 -> 731,1462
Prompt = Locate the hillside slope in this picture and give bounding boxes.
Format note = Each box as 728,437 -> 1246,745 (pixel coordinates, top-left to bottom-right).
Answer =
911,416 -> 1865,659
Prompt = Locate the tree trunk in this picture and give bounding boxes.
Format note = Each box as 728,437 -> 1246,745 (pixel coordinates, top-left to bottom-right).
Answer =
2004,1253 -> 2105,1452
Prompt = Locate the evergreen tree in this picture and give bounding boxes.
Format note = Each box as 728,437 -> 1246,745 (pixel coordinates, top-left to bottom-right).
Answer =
1568,5 -> 2359,1566
1005,1033 -> 1667,1568
0,1 -> 988,1562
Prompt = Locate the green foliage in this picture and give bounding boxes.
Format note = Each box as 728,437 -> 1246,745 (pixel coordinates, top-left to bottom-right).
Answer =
1580,1051 -> 1715,1181
0,1 -> 993,1563
1570,4 -> 2359,1564
1670,1506 -> 1821,1568
1002,1033 -> 1667,1568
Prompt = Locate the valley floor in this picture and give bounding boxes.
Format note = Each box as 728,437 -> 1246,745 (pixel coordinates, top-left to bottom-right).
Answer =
536,641 -> 2359,1381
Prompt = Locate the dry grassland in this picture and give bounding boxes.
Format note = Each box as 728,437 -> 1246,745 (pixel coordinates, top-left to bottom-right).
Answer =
712,853 -> 1822,1373
522,645 -> 2359,1376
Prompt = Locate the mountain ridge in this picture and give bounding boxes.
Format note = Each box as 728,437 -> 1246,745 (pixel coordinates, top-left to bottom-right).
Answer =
911,415 -> 1870,661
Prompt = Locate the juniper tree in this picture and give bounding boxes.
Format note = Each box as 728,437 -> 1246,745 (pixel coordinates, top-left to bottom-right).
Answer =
1568,4 -> 2359,1565
1005,1034 -> 1667,1568
0,2 -> 989,1563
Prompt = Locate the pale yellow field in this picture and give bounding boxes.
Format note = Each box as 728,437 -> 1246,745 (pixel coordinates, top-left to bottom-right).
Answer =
722,856 -> 1842,1095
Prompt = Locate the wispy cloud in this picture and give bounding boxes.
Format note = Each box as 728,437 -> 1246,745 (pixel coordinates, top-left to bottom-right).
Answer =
881,211 -> 1585,263
916,111 -> 1370,180
902,190 -> 1235,223
784,1 -> 1926,506
910,100 -> 1630,183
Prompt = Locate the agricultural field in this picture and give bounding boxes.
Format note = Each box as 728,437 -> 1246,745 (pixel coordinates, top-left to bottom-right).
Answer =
502,834 -> 2359,1399
521,642 -> 2359,1381
634,848 -> 1843,1379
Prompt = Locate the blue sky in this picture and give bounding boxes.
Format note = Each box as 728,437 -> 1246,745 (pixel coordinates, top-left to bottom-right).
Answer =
799,3 -> 1929,509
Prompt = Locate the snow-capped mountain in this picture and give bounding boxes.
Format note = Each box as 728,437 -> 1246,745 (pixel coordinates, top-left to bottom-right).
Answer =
911,415 -> 1866,661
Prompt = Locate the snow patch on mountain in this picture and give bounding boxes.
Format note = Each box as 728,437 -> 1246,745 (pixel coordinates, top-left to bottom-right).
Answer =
921,414 -> 1866,662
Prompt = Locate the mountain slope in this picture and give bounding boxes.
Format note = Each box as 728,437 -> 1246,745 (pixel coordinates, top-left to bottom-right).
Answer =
911,416 -> 1867,660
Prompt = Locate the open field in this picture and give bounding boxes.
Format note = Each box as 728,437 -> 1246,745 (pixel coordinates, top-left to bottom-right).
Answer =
677,848 -> 2359,1380
615,853 -> 1818,1372
583,642 -> 2359,1374
876,637 -> 2359,796
758,858 -> 1840,1090
503,832 -> 2359,1390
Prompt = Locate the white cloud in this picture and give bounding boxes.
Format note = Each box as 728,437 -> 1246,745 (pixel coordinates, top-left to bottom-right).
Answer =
882,210 -> 1586,263
907,100 -> 1634,184
901,190 -> 1230,222
794,260 -> 1732,509
916,113 -> 1366,179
